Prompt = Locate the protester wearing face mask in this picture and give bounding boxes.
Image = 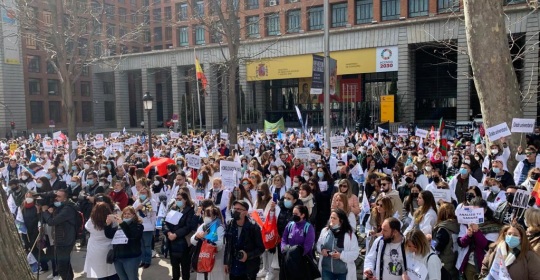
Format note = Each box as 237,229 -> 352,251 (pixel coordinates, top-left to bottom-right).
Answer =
480,224 -> 540,280
266,165 -> 279,185
402,184 -> 422,229
110,181 -> 129,210
514,147 -> 540,186
486,159 -> 515,189
291,175 -> 306,191
19,170 -> 37,192
207,178 -> 230,219
163,192 -> 197,280
483,178 -> 507,212
482,141 -> 510,172
448,163 -> 479,204
277,165 -> 291,189
17,191 -> 49,273
398,170 -> 417,201
378,176 -> 404,220
317,208 -> 359,280
270,174 -> 288,201
226,185 -> 253,222
78,159 -> 95,188
403,229 -> 443,280
133,186 -> 157,269
191,206 -> 225,280
525,208 -> 540,257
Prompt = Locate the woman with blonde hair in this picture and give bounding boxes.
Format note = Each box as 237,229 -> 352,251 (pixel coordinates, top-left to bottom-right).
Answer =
404,190 -> 438,236
430,202 -> 459,278
525,208 -> 540,256
335,179 -> 360,216
270,174 -> 288,201
331,192 -> 356,230
365,196 -> 395,252
522,167 -> 540,192
404,229 -> 442,280
480,224 -> 540,279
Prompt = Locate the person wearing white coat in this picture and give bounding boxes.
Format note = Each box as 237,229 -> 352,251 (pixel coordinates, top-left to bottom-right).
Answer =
403,190 -> 438,236
190,206 -> 225,280
317,209 -> 359,280
404,229 -> 442,280
83,204 -> 117,279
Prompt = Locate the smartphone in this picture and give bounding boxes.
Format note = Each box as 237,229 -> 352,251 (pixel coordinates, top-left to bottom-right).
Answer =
272,193 -> 278,203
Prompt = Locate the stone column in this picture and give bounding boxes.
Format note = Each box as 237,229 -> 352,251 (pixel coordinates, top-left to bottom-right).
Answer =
456,24 -> 471,121
92,73 -> 106,129
255,80 -> 265,128
141,68 -> 158,129
397,26 -> 414,122
204,63 -> 219,130
114,71 -> 130,129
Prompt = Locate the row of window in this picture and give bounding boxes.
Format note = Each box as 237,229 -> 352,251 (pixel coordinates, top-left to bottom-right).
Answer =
26,55 -> 90,75
27,79 -> 92,96
29,101 -> 94,124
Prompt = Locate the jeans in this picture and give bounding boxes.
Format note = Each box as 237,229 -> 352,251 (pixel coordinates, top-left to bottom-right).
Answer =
98,275 -> 120,280
322,269 -> 347,280
140,231 -> 153,265
170,250 -> 191,280
55,245 -> 74,280
114,257 -> 140,280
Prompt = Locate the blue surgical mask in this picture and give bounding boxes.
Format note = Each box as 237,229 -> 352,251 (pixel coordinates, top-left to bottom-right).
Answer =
331,224 -> 340,230
459,168 -> 468,175
505,235 -> 521,249
317,172 -> 324,178
107,164 -> 112,170
198,174 -> 203,180
87,179 -> 94,185
36,183 -> 42,188
71,166 -> 77,171
139,194 -> 147,201
69,181 -> 77,188
45,174 -> 51,180
492,167 -> 500,174
176,200 -> 184,208
123,218 -> 132,224
284,199 -> 293,209
53,201 -> 62,207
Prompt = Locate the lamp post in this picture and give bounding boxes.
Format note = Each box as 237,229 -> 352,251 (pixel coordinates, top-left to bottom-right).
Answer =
143,92 -> 154,157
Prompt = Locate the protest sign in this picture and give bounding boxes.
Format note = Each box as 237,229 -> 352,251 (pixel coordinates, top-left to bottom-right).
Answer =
398,127 -> 409,137
415,128 -> 428,139
9,143 -> 17,153
513,189 -> 532,209
407,258 -> 429,280
456,206 -> 485,224
186,154 -> 201,170
110,132 -> 120,139
319,181 -> 328,192
431,189 -> 452,203
330,136 -> 346,148
511,118 -> 535,133
112,142 -> 124,152
485,122 -> 511,142
43,143 -> 53,152
129,137 -> 138,145
170,132 -> 180,139
294,147 -> 311,160
71,141 -> 78,150
94,140 -> 105,149
95,134 -> 104,140
221,132 -> 229,140
220,161 -> 242,189
309,153 -> 322,161
112,229 -> 128,245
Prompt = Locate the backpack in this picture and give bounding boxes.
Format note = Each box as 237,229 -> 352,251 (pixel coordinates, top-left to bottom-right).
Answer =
69,204 -> 85,239
286,221 -> 311,238
427,253 -> 452,280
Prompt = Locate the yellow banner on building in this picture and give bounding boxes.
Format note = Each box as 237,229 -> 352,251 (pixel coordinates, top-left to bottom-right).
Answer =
246,49 -> 377,81
380,95 -> 395,123
264,118 -> 286,133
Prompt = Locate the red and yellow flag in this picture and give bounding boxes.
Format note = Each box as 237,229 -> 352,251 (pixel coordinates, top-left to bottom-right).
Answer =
195,58 -> 208,89
532,179 -> 540,207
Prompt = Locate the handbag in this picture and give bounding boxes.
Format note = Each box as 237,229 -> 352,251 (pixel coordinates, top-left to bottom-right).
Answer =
251,211 -> 280,249
106,248 -> 115,264
196,239 -> 217,273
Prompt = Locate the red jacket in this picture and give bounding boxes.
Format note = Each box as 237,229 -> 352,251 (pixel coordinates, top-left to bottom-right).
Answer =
110,190 -> 129,210
289,164 -> 304,179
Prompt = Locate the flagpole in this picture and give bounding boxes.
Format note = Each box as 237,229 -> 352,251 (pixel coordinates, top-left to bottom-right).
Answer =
194,48 -> 203,132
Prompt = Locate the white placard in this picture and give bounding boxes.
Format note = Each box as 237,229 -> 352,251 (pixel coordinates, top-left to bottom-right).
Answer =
53,131 -> 62,140
112,142 -> 124,152
165,210 -> 183,225
110,132 -> 120,139
485,122 -> 512,142
43,143 -> 53,152
94,140 -> 105,149
398,127 -> 408,137
186,154 -> 201,170
431,189 -> 452,203
511,118 -> 535,133
220,161 -> 242,189
319,181 -> 328,192
376,46 -> 399,72
265,129 -> 273,135
95,134 -> 104,140
456,206 -> 485,224
330,136 -> 346,148
170,132 -> 180,139
111,229 -> 128,245
294,148 -> 311,160
221,132 -> 229,140
407,257 -> 429,280
129,137 -> 138,145
415,128 -> 428,139
309,153 -> 322,161
71,141 -> 78,150
513,189 -> 532,209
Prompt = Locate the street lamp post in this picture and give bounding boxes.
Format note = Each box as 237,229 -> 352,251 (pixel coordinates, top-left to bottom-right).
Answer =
143,92 -> 154,158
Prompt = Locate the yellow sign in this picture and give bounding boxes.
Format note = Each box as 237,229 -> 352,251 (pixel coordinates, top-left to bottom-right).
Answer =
246,49 -> 378,81
9,143 -> 17,152
380,95 -> 395,123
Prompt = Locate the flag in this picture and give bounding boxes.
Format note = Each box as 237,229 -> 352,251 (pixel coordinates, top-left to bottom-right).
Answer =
532,179 -> 540,207
437,118 -> 445,140
195,58 -> 208,89
123,127 -> 127,134
378,121 -> 389,134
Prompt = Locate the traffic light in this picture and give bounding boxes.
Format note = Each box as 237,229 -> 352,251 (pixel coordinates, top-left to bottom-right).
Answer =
10,121 -> 14,129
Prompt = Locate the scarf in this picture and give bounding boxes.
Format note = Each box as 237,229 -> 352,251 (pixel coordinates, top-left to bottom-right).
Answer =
299,194 -> 314,212
488,242 -> 518,280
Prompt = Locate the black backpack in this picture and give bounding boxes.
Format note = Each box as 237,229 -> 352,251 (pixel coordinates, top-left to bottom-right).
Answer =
427,253 -> 452,280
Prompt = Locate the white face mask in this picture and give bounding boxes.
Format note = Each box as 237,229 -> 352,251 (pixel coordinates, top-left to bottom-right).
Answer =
154,180 -> 160,186
25,197 -> 34,204
58,168 -> 64,174
278,170 -> 284,176
84,164 -> 90,170
464,159 -> 471,164
304,175 -> 310,181
99,182 -> 105,187
21,175 -> 28,181
491,149 -> 499,154
203,217 -> 212,224
270,170 -> 276,176
248,166 -> 254,171
424,166 -> 432,172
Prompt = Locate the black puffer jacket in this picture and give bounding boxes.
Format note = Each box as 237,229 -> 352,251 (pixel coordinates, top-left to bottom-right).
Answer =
105,220 -> 144,259
277,199 -> 303,237
42,200 -> 79,247
163,205 -> 197,257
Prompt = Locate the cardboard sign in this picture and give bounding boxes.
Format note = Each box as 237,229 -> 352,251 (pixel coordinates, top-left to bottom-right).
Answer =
309,153 -> 322,161
221,132 -> 229,140
415,128 -> 428,139
43,143 -> 53,152
220,161 -> 242,189
94,140 -> 105,149
95,134 -> 104,140
71,141 -> 78,150
330,136 -> 346,148
170,132 -> 180,139
513,189 -> 532,209
294,147 -> 311,160
486,122 -> 511,142
110,132 -> 120,139
398,127 -> 408,137
431,189 -> 452,203
186,154 -> 201,170
511,118 -> 535,133
112,142 -> 124,152
407,257 -> 429,280
319,181 -> 328,192
112,229 -> 128,245
456,206 -> 485,224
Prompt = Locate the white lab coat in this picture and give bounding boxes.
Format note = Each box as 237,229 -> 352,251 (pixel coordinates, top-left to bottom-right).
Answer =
317,227 -> 359,280
84,219 -> 116,278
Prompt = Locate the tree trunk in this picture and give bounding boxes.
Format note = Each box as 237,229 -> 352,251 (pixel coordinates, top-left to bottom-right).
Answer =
228,59 -> 238,145
463,0 -> 522,169
64,83 -> 76,142
0,189 -> 35,280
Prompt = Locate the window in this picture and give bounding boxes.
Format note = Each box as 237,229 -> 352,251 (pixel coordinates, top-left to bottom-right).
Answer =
143,30 -> 151,43
195,25 -> 205,45
195,1 -> 204,17
165,6 -> 172,20
43,11 -> 52,25
81,82 -> 91,96
153,8 -> 161,21
119,7 -> 127,22
105,4 -> 115,20
505,0 -> 526,4
48,80 -> 60,95
82,65 -> 90,76
103,81 -> 114,95
131,0 -> 136,5
438,0 -> 459,13
308,6 -> 324,30
356,0 -> 373,24
331,3 -> 348,27
30,101 -> 44,124
266,14 -> 280,36
131,10 -> 137,23
177,3 -> 188,21
93,20 -> 102,35
119,28 -> 127,37
165,26 -> 172,40
94,42 -> 102,56
25,33 -> 37,49
211,24 -> 222,43
49,101 -> 62,124
287,10 -> 300,33
47,61 -> 57,74
246,0 -> 259,10
104,101 -> 116,121
107,24 -> 116,38
154,27 -> 163,42
29,79 -> 41,95
178,26 -> 189,46
27,55 -> 40,72
82,101 -> 93,122
381,0 -> 400,21
409,0 -> 428,17
246,16 -> 259,37
78,38 -> 88,55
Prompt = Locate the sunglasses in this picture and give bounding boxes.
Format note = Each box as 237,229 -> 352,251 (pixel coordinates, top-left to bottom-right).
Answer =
339,185 -> 348,188
526,152 -> 534,155
381,183 -> 389,186
376,203 -> 383,207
